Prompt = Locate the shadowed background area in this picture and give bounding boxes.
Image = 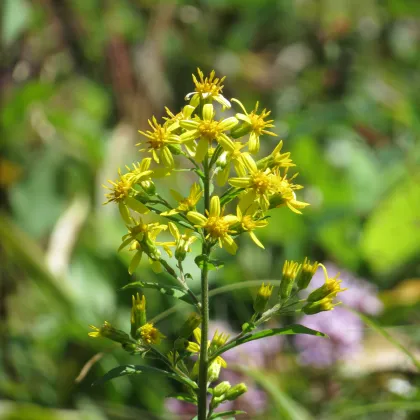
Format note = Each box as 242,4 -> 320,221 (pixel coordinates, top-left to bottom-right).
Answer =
1,0 -> 420,419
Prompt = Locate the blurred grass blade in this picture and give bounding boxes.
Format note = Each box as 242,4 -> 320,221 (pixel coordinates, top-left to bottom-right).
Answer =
213,325 -> 327,358
348,307 -> 420,371
121,281 -> 197,305
0,211 -> 73,312
332,401 -> 420,418
241,367 -> 313,420
93,364 -> 198,389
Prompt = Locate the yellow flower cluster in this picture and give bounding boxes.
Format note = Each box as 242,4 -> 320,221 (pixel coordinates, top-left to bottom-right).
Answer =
102,68 -> 309,265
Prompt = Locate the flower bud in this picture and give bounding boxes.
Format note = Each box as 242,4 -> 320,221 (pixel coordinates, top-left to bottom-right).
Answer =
225,383 -> 247,401
215,151 -> 228,170
210,330 -> 230,349
139,323 -> 165,345
213,381 -> 231,398
307,265 -> 346,302
302,296 -> 338,315
130,293 -> 147,338
279,260 -> 301,299
253,282 -> 274,313
89,321 -> 131,344
140,180 -> 156,195
297,257 -> 319,290
207,361 -> 221,383
179,313 -> 202,339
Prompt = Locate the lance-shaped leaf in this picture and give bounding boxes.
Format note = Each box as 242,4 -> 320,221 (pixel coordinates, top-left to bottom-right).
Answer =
166,393 -> 197,405
211,325 -> 328,359
93,364 -> 197,389
121,281 -> 197,306
209,410 -> 246,419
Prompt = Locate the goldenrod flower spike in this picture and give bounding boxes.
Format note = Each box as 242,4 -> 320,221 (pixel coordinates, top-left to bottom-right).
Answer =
187,196 -> 238,254
137,116 -> 180,168
185,68 -> 231,108
179,103 -> 238,162
231,98 -> 277,154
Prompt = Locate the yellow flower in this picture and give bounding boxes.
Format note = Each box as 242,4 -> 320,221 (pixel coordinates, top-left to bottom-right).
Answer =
229,154 -> 276,211
234,204 -> 268,248
187,196 -> 238,254
140,323 -> 165,345
137,116 -> 180,168
186,327 -> 227,369
232,98 -> 277,154
163,104 -> 196,131
269,170 -> 310,214
297,257 -> 319,290
185,68 -> 231,108
180,104 -> 238,162
131,293 -> 147,338
167,222 -> 198,261
103,169 -> 134,205
119,218 -> 173,274
215,134 -> 250,186
123,158 -> 154,184
269,140 -> 295,169
307,264 -> 347,303
161,183 -> 202,216
280,260 -> 302,299
254,282 -> 274,313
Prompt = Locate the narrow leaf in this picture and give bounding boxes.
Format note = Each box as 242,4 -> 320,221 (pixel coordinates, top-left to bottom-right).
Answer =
242,367 -> 313,420
93,364 -> 197,389
213,325 -> 327,359
195,254 -> 224,270
347,307 -> 420,371
166,393 -> 197,404
209,410 -> 246,419
121,281 -> 196,306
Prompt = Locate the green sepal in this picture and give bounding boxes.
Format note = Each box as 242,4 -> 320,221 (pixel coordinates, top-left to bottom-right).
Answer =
241,322 -> 256,333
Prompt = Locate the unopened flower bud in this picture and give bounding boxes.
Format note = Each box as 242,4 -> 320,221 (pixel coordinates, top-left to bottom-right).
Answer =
179,313 -> 202,338
140,180 -> 156,195
213,381 -> 231,398
297,257 -> 319,290
216,151 -> 228,170
225,383 -> 247,401
130,293 -> 147,338
253,282 -> 274,313
89,321 -> 131,344
207,361 -> 221,383
280,260 -> 301,299
210,330 -> 230,349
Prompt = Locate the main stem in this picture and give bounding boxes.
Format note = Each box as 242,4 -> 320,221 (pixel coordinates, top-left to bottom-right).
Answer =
198,157 -> 210,420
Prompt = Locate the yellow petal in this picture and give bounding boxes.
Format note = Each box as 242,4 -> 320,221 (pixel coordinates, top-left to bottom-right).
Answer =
209,196 -> 221,217
187,211 -> 207,226
249,231 -> 264,249
128,250 -> 143,274
202,104 -> 214,121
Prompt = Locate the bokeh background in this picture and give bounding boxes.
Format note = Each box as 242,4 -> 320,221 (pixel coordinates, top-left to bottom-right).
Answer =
1,0 -> 420,419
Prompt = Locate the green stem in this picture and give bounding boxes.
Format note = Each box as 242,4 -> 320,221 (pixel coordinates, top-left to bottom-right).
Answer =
198,157 -> 210,420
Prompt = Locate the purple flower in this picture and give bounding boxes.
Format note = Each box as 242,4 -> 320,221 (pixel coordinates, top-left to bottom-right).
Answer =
308,262 -> 383,315
296,307 -> 363,367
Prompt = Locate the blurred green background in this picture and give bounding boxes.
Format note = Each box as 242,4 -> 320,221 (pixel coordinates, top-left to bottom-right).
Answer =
1,0 -> 420,419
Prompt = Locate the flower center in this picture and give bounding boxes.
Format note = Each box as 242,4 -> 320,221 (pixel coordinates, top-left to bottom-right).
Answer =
205,216 -> 230,238
198,120 -> 220,139
241,215 -> 256,231
251,171 -> 272,194
148,127 -> 167,149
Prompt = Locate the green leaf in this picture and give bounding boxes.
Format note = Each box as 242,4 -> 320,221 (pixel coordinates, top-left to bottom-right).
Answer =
242,368 -> 313,420
121,281 -> 196,306
212,325 -> 327,359
93,364 -> 197,389
166,393 -> 197,404
195,255 -> 224,271
347,307 -> 420,371
209,410 -> 246,419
